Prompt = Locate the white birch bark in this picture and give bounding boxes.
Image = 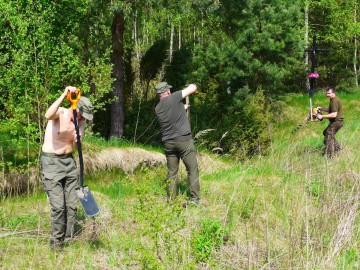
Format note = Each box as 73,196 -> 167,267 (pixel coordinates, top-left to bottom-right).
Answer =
304,2 -> 310,92
178,23 -> 181,50
353,1 -> 359,87
170,23 -> 174,63
133,10 -> 140,62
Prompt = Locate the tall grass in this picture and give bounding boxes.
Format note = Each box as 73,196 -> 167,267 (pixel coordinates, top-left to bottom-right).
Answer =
83,134 -> 163,153
0,91 -> 359,269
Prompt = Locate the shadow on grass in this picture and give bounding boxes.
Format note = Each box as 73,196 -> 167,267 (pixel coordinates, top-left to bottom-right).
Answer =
88,239 -> 103,250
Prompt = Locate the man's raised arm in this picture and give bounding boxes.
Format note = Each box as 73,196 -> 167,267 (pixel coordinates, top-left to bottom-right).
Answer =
45,86 -> 76,120
181,84 -> 198,99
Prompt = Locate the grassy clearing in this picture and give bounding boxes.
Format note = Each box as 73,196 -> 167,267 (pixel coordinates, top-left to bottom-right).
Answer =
0,91 -> 359,269
83,135 -> 164,154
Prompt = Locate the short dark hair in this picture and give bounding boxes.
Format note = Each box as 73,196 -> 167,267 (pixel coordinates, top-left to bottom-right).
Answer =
326,87 -> 336,93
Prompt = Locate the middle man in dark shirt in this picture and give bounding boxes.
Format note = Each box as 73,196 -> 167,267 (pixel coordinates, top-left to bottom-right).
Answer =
155,82 -> 200,206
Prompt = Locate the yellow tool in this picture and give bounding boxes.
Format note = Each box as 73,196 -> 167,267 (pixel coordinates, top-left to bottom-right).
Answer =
66,88 -> 81,109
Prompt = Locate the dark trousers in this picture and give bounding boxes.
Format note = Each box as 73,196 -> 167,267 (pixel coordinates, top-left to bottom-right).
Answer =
163,139 -> 200,201
40,153 -> 79,245
323,120 -> 343,158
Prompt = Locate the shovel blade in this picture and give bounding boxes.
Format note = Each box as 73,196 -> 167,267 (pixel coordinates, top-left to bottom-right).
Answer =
76,186 -> 100,217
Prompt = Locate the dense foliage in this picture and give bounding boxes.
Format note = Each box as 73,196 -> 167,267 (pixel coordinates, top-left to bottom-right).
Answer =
0,0 -> 359,160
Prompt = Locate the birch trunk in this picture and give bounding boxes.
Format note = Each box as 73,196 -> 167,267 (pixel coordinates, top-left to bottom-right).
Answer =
134,10 -> 140,62
304,3 -> 310,93
170,23 -> 174,63
178,23 -> 181,50
354,2 -> 359,87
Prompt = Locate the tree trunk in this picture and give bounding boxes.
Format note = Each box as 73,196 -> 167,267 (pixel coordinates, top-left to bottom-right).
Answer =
304,2 -> 310,93
110,11 -> 125,138
84,10 -> 96,96
355,35 -> 358,88
354,2 -> 359,88
170,23 -> 174,63
133,10 -> 140,62
178,23 -> 181,50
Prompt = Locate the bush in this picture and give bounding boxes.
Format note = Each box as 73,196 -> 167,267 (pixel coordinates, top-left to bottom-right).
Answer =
194,87 -> 272,160
191,219 -> 228,263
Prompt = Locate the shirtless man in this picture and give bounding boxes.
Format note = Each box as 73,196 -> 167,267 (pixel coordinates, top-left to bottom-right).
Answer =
40,86 -> 93,250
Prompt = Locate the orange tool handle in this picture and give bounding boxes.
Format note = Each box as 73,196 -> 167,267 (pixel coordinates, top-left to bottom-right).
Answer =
67,89 -> 81,110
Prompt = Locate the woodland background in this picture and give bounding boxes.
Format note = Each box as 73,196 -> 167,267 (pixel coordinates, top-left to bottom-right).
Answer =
0,0 -> 359,163
1,1 -> 360,269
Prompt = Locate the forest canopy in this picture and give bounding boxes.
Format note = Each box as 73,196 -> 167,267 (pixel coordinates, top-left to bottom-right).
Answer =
0,0 -> 359,159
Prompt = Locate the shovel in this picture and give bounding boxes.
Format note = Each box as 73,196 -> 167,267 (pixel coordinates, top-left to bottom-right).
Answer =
67,89 -> 100,217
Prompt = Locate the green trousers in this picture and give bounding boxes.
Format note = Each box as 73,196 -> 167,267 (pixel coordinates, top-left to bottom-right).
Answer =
323,120 -> 343,158
163,139 -> 200,201
40,152 -> 79,245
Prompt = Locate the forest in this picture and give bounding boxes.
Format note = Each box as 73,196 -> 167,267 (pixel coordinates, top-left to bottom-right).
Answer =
1,1 -> 360,269
1,0 -> 359,162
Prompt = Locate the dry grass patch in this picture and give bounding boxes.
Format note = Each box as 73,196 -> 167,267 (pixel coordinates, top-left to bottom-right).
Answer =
84,147 -> 229,176
1,147 -> 229,196
83,147 -> 166,174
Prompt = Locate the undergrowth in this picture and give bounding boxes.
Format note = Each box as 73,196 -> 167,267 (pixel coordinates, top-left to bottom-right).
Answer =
0,91 -> 359,269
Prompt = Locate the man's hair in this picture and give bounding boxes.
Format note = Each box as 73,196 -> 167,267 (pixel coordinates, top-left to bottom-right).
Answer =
326,87 -> 336,93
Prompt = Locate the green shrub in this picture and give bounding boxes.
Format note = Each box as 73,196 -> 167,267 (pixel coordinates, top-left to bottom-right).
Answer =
337,248 -> 359,269
194,87 -> 272,160
132,182 -> 188,268
191,219 -> 228,263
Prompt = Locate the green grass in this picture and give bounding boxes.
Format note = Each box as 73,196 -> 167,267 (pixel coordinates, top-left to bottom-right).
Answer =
0,91 -> 359,269
83,134 -> 163,153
